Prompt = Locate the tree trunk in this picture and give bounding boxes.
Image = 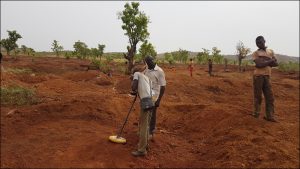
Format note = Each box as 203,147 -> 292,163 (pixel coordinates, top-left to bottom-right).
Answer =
124,45 -> 136,74
238,58 -> 242,72
127,56 -> 134,74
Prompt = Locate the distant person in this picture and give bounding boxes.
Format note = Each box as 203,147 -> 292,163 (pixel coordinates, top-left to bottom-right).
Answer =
143,56 -> 166,140
208,59 -> 213,76
188,58 -> 194,77
0,52 -> 3,72
224,58 -> 228,72
252,36 -> 278,122
130,65 -> 154,157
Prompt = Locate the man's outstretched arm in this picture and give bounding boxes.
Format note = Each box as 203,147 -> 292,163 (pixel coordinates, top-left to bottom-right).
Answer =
155,86 -> 165,107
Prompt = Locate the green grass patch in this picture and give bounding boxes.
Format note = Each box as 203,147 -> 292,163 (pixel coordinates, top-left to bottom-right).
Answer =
1,85 -> 38,106
278,61 -> 299,72
6,68 -> 32,74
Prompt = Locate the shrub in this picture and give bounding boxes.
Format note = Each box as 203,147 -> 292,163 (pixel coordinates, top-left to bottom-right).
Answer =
278,61 -> 299,72
64,52 -> 72,59
91,59 -> 112,74
1,85 -> 38,105
164,53 -> 175,64
7,68 -> 32,74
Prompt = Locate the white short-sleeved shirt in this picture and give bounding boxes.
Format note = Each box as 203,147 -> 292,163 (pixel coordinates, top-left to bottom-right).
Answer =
133,72 -> 152,99
144,65 -> 166,99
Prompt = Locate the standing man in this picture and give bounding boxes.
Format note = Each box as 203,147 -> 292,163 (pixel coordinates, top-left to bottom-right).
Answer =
144,56 -> 166,140
224,58 -> 228,72
208,59 -> 213,76
0,52 -> 3,72
188,58 -> 194,77
252,36 -> 278,122
130,66 -> 154,157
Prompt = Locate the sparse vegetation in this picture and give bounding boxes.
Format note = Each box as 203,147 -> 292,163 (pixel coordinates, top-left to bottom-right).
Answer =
90,44 -> 105,61
170,49 -> 189,63
21,45 -> 28,55
51,40 -> 64,57
196,48 -> 210,64
73,41 -> 89,59
1,85 -> 38,105
211,47 -> 223,64
64,51 -> 72,59
236,41 -> 251,72
0,30 -> 22,56
164,52 -> 175,64
6,68 -> 32,74
278,61 -> 299,72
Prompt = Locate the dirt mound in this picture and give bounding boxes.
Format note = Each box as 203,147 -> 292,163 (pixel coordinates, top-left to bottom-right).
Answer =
95,75 -> 113,86
17,73 -> 48,84
206,85 -> 223,94
63,71 -> 99,82
223,79 -> 234,86
114,77 -> 131,94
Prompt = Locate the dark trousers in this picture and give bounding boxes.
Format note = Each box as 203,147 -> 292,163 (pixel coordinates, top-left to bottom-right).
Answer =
253,75 -> 275,119
149,106 -> 157,135
209,66 -> 212,76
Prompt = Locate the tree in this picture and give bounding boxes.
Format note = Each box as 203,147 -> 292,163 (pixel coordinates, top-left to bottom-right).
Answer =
139,40 -> 157,60
0,30 -> 22,56
27,48 -> 35,62
211,47 -> 223,64
64,51 -> 72,59
178,49 -> 189,63
90,48 -> 100,59
21,45 -> 27,55
171,51 -> 180,62
90,44 -> 105,61
118,2 -> 150,74
196,48 -> 210,64
98,44 -> 105,61
13,49 -> 20,56
73,41 -> 89,59
51,40 -> 64,57
236,41 -> 251,72
164,52 -> 174,64
27,48 -> 35,56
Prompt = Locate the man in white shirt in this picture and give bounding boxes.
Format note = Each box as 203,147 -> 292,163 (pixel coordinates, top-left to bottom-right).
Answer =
143,56 -> 166,139
131,66 -> 153,157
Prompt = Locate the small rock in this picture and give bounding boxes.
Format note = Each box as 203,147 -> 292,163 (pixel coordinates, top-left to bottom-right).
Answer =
7,109 -> 18,117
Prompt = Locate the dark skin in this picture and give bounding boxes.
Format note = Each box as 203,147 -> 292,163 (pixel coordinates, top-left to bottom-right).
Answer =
254,38 -> 278,68
0,53 -> 2,64
131,79 -> 138,94
131,73 -> 166,107
144,57 -> 165,107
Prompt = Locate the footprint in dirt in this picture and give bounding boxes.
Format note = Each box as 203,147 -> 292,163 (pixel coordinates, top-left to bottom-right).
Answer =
206,86 -> 223,95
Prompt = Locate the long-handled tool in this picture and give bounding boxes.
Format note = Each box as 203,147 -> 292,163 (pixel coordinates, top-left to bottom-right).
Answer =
109,94 -> 137,144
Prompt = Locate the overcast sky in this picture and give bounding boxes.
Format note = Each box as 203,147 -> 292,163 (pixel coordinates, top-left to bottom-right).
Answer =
1,1 -> 299,56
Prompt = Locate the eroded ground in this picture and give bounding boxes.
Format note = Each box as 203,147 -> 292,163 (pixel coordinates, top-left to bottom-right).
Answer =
1,56 -> 299,168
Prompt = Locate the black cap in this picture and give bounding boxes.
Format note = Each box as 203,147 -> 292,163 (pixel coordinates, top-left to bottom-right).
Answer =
144,55 -> 154,62
256,36 -> 265,42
